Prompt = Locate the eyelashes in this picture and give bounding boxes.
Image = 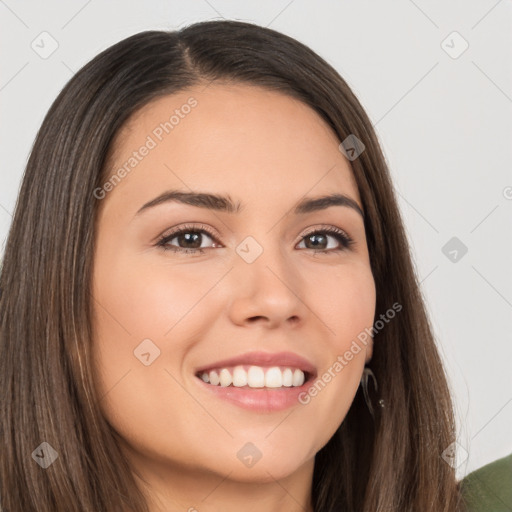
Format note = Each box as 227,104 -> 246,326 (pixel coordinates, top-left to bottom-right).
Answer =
156,223 -> 219,255
155,223 -> 355,256
296,226 -> 355,253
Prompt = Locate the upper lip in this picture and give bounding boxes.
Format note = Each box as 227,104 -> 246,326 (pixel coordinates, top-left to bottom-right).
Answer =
195,351 -> 317,378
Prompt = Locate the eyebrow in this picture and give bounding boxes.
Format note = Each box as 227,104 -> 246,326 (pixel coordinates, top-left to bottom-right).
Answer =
135,190 -> 364,219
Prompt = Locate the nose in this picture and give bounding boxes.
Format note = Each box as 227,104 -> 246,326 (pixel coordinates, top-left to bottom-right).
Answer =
226,244 -> 306,329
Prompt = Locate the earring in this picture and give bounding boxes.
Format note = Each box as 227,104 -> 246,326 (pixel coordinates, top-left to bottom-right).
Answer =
360,367 -> 385,418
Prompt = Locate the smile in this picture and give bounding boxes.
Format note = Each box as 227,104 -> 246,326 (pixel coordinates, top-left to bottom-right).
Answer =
196,365 -> 309,388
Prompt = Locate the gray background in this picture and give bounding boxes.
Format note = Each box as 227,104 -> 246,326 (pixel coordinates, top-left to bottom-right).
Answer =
1,0 -> 511,480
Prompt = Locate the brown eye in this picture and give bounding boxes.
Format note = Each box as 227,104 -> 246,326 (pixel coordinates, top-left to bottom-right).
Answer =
156,224 -> 220,254
297,227 -> 354,253
155,224 -> 354,256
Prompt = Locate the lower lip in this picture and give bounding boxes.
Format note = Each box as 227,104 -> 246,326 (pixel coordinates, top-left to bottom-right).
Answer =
194,376 -> 312,412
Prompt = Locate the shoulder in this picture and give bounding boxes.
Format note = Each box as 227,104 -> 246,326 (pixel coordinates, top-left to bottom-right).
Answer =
460,452 -> 512,512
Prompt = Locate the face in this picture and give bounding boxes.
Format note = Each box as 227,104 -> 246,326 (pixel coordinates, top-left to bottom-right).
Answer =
91,83 -> 376,498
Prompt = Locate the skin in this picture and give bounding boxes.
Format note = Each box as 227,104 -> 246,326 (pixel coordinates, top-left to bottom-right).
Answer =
91,83 -> 376,512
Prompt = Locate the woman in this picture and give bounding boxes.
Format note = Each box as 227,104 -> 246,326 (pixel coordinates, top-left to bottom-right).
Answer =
0,19 -> 469,511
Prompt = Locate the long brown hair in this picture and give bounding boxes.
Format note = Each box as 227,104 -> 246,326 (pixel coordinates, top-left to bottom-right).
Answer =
0,20 -> 466,511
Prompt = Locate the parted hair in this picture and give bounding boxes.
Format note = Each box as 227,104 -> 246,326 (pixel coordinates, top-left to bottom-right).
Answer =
0,20 -> 465,511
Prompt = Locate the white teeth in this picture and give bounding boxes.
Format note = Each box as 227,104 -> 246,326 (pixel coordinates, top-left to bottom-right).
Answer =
219,368 -> 232,387
232,365 -> 248,387
209,370 -> 220,386
247,366 -> 265,387
200,365 -> 307,388
282,368 -> 293,387
292,368 -> 305,386
265,367 -> 282,388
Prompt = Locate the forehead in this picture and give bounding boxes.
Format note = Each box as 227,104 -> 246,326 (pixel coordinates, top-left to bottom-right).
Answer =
102,83 -> 361,215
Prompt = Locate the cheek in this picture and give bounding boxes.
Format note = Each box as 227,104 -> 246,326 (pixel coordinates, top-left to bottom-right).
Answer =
90,251 -> 204,451
92,250 -> 210,340
90,247 -> 222,413
297,263 -> 376,436
312,262 -> 376,349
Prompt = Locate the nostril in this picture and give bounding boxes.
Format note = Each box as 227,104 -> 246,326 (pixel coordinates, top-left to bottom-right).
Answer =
248,316 -> 266,323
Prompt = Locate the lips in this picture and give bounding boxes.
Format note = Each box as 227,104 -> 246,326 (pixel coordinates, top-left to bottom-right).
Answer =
193,350 -> 318,412
194,350 -> 317,380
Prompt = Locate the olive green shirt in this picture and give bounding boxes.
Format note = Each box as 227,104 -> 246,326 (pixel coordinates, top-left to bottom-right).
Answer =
460,453 -> 512,511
